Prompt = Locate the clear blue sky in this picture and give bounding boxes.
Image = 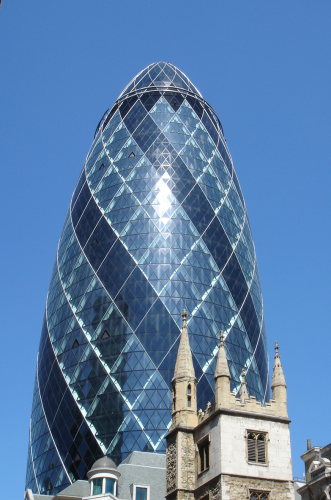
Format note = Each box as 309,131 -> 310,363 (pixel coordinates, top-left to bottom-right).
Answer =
1,1 -> 330,497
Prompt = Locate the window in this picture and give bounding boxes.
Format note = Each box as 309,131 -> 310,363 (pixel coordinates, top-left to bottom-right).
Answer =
173,387 -> 176,411
72,339 -> 79,348
198,435 -> 210,473
187,384 -> 191,408
93,478 -> 103,495
129,151 -> 135,158
249,491 -> 269,499
99,163 -> 106,170
105,478 -> 115,495
247,432 -> 267,464
134,486 -> 149,500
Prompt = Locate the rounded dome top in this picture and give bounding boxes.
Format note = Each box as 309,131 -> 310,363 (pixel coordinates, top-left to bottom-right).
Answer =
118,61 -> 202,99
91,456 -> 117,471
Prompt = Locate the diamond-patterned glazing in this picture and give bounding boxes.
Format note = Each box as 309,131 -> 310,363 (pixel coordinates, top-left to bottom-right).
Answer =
26,62 -> 269,495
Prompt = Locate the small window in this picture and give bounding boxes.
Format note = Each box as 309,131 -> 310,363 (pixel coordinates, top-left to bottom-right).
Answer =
91,238 -> 99,247
129,151 -> 135,158
99,163 -> 106,170
101,329 -> 110,339
187,384 -> 191,408
93,478 -> 103,495
135,486 -> 148,500
72,339 -> 79,348
249,491 -> 269,499
247,432 -> 267,464
173,387 -> 176,411
105,477 -> 115,494
198,436 -> 210,474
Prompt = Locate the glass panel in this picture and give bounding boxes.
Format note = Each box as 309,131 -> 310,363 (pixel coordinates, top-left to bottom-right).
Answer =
93,478 -> 103,495
105,478 -> 115,494
136,487 -> 147,500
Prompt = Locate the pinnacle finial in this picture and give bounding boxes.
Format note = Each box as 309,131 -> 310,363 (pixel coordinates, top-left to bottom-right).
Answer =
172,309 -> 195,381
271,339 -> 286,390
240,368 -> 249,402
275,340 -> 279,357
181,308 -> 188,326
214,330 -> 230,380
219,330 -> 225,346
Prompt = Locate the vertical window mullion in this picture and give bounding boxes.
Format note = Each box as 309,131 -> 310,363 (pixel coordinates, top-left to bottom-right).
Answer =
255,435 -> 258,463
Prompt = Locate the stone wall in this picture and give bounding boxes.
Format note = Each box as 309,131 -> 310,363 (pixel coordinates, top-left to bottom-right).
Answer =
180,432 -> 196,491
222,474 -> 295,500
194,474 -> 295,500
167,434 -> 178,494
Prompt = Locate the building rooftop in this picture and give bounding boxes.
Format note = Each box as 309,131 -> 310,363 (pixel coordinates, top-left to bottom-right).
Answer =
53,480 -> 90,499
91,456 -> 118,471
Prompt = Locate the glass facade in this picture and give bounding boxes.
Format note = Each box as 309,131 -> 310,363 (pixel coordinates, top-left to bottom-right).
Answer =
25,62 -> 269,495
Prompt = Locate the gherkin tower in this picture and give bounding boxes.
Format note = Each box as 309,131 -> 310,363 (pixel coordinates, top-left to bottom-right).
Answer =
25,62 -> 269,496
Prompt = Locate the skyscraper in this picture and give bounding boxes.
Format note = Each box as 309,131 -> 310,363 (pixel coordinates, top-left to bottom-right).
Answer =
25,62 -> 269,496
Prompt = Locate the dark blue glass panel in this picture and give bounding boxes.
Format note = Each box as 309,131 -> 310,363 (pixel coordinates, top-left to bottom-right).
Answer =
102,104 -> 119,131
132,115 -> 161,153
240,293 -> 260,351
202,110 -> 219,147
162,64 -> 176,81
98,240 -> 136,299
203,217 -> 233,272
217,139 -> 233,178
222,253 -> 248,310
197,375 -> 214,410
170,155 -> 196,203
135,73 -> 153,90
115,267 -> 157,331
182,184 -> 215,235
148,65 -> 162,82
163,91 -> 184,111
75,195 -> 101,248
140,88 -> 162,112
254,335 -> 268,396
119,95 -> 138,119
123,101 -> 147,135
232,170 -> 245,207
135,298 -> 179,367
84,217 -> 117,271
71,180 -> 91,229
186,95 -> 203,119
38,331 -> 103,478
72,170 -> 87,210
158,337 -> 180,388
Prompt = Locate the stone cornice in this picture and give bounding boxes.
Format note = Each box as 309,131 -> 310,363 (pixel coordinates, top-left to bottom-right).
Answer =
165,424 -> 196,439
195,406 -> 291,430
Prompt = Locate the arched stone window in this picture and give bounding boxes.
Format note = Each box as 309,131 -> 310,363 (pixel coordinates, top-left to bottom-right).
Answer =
187,384 -> 191,408
247,432 -> 267,464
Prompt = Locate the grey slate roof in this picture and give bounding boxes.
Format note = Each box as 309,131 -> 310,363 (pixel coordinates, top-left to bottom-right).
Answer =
53,480 -> 90,498
32,496 -> 54,500
118,452 -> 166,500
120,451 -> 166,468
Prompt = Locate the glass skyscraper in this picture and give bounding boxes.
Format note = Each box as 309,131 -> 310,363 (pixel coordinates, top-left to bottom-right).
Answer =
25,62 -> 269,496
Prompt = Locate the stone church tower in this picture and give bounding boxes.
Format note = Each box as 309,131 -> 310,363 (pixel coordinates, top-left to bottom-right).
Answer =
166,312 -> 295,500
